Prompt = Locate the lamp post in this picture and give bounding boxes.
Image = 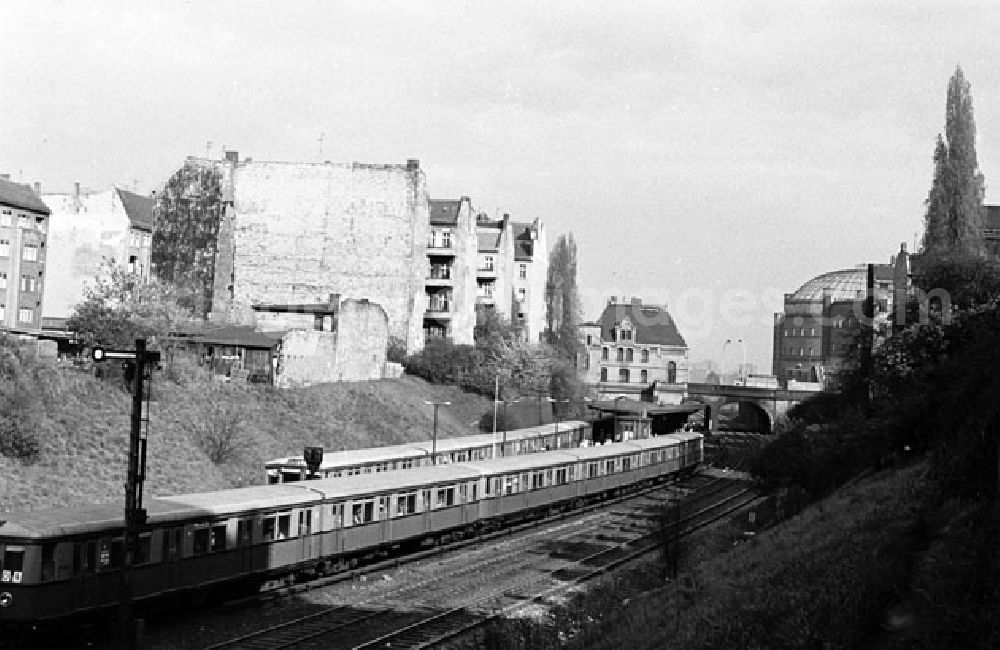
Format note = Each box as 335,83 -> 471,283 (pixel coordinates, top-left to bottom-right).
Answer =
424,400 -> 451,464
723,338 -> 748,385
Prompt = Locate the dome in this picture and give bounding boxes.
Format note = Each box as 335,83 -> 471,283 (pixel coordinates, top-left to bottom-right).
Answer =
791,268 -> 868,302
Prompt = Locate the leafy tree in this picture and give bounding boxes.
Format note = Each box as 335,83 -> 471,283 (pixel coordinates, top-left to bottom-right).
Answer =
67,259 -> 202,348
152,162 -> 224,316
0,334 -> 42,461
544,233 -> 583,361
922,66 -> 985,256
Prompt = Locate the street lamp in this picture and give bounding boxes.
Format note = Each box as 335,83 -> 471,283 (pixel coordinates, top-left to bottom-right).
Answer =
424,400 -> 451,464
723,338 -> 747,385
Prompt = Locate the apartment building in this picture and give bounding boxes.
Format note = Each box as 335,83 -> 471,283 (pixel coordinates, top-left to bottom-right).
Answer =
0,176 -> 50,333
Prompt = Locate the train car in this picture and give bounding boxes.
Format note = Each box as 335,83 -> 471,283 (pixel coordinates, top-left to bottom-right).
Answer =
265,420 -> 591,483
0,432 -> 700,627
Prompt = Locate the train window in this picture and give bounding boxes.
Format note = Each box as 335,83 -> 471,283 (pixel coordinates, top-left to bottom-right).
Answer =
623,457 -> 631,471
362,466 -> 373,474
400,459 -> 414,469
300,510 -> 313,535
396,493 -> 417,516
435,488 -> 455,508
378,498 -> 388,520
262,517 -> 276,541
330,504 -> 344,528
193,529 -> 210,555
352,501 -> 375,524
73,541 -> 96,575
278,514 -> 292,538
211,525 -> 227,552
504,475 -> 519,494
531,472 -> 544,489
521,473 -> 529,489
493,478 -> 501,495
588,463 -> 598,479
606,460 -> 615,474
458,484 -> 468,502
484,477 -> 492,495
421,490 -> 431,511
545,469 -> 552,484
1,549 -> 24,583
555,468 -> 567,485
471,483 -> 478,501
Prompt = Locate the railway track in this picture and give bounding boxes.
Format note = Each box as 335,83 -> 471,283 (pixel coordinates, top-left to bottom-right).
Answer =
204,473 -> 755,649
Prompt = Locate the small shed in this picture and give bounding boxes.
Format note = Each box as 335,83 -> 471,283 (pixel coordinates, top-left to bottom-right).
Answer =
192,326 -> 283,383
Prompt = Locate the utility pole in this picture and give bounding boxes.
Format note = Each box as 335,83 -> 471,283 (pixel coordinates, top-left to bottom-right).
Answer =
92,339 -> 160,650
424,401 -> 451,464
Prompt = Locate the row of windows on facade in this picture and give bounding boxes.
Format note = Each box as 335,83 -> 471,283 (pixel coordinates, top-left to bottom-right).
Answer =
0,240 -> 43,260
787,347 -> 815,357
0,271 -> 43,292
0,209 -> 47,232
430,284 -> 529,307
0,306 -> 35,323
130,231 -> 152,248
599,363 -> 677,384
478,256 -> 528,279
601,347 -> 661,363
783,318 -> 858,337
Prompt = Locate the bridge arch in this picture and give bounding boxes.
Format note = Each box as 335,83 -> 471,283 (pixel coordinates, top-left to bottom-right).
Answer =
716,399 -> 772,434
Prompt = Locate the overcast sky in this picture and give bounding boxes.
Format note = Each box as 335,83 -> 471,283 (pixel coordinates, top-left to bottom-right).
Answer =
3,1 -> 1000,371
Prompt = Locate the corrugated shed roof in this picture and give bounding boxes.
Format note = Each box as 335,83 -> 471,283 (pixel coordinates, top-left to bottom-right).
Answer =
116,188 -> 154,230
194,325 -> 282,348
597,301 -> 687,347
0,178 -> 50,214
429,199 -> 461,225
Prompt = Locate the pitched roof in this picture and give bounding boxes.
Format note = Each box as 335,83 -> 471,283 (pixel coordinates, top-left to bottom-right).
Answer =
0,178 -> 50,214
478,231 -> 501,252
597,300 -> 687,347
429,199 -> 461,226
116,188 -> 153,230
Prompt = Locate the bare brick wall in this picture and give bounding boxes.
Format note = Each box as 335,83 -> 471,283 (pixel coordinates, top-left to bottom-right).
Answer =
276,330 -> 339,388
334,299 -> 389,381
217,160 -> 429,353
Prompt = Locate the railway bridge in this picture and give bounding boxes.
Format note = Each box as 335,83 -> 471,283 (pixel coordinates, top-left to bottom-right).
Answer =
684,382 -> 818,434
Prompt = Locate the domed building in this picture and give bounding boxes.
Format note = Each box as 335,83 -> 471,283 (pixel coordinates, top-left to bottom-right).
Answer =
772,257 -> 901,387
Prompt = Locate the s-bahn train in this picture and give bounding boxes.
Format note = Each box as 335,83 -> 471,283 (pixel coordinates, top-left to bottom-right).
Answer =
0,432 -> 702,627
265,420 -> 592,483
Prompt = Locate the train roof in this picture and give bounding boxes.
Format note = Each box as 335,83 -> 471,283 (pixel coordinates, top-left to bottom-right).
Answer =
0,485 -> 320,539
303,464 -> 483,498
264,420 -> 590,470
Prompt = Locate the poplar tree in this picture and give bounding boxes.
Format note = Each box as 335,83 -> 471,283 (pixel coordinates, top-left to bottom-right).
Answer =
544,233 -> 582,360
922,66 -> 985,257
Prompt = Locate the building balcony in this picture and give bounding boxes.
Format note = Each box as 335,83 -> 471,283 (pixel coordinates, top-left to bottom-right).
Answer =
426,268 -> 453,287
425,300 -> 451,319
476,267 -> 497,279
426,243 -> 456,257
476,295 -> 495,305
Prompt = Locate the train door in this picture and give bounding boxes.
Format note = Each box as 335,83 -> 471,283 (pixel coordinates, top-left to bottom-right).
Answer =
162,527 -> 183,586
378,497 -> 390,541
298,509 -> 315,560
237,518 -> 254,573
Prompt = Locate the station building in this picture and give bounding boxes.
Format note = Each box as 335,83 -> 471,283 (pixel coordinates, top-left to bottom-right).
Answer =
578,296 -> 690,404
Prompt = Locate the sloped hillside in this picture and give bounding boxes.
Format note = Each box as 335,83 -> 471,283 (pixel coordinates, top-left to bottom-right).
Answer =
0,370 -> 493,512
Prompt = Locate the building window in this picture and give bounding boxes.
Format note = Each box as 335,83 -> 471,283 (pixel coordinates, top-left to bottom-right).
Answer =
809,328 -> 815,336
517,287 -> 526,301
641,349 -> 649,363
602,347 -> 608,360
586,335 -> 593,346
22,244 -> 38,261
617,348 -> 624,362
0,304 -> 4,321
442,231 -> 452,248
619,368 -> 629,382
0,272 -> 6,289
667,361 -> 677,383
483,255 -> 494,271
799,347 -> 804,356
0,210 -> 10,227
600,367 -> 608,381
808,347 -> 814,356
18,215 -> 29,229
641,369 -> 648,383
784,329 -> 789,337
519,264 -> 527,279
626,348 -> 634,362
0,239 -> 9,257
18,308 -> 32,323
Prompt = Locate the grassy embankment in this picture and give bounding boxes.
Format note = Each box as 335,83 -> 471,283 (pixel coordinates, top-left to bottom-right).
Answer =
0,369 -> 493,512
483,460 -> 998,649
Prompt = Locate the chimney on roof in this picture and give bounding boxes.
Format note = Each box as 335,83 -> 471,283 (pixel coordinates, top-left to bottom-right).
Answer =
900,242 -> 907,253
224,150 -> 239,164
328,293 -> 340,306
74,182 -> 80,197
244,156 -> 253,164
406,159 -> 420,171
33,182 -> 41,196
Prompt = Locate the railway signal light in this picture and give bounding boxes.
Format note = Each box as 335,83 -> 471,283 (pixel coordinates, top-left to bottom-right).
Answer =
304,446 -> 323,478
